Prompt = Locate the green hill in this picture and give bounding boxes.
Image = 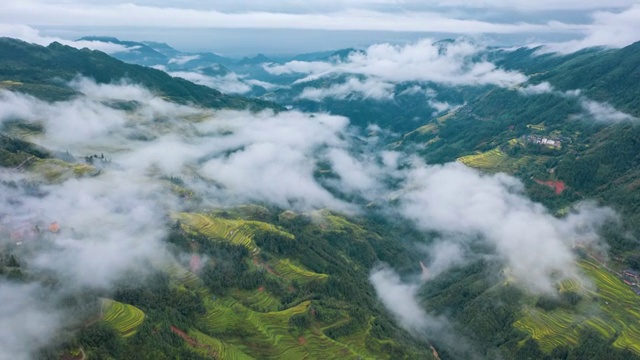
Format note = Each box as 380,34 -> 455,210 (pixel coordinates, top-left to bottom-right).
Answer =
0,37 -> 279,110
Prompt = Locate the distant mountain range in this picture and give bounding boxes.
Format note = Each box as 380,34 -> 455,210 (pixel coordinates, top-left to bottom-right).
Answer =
0,37 -> 279,111
3,35 -> 640,360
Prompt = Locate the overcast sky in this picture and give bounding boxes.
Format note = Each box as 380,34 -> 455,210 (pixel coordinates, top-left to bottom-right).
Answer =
1,1 -> 639,55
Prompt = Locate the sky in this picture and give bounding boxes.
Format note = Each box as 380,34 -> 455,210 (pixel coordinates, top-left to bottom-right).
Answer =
0,0 -> 639,55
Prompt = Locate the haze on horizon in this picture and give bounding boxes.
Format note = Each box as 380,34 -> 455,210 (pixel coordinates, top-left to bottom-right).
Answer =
0,0 -> 639,56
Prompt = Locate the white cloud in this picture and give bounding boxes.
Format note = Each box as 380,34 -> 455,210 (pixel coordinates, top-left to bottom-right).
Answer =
518,82 -> 554,95
540,5 -> 640,53
0,3 -> 581,34
580,98 -> 637,123
419,240 -> 468,280
1,2 -> 639,56
370,266 -> 430,331
168,54 -> 201,65
518,83 -> 636,123
298,77 -> 395,101
0,76 -> 620,358
269,39 -> 529,88
429,0 -> 635,11
428,99 -> 455,114
195,110 -> 356,211
398,162 -> 615,294
169,71 -> 253,94
244,79 -> 280,90
0,282 -> 64,360
370,264 -> 474,356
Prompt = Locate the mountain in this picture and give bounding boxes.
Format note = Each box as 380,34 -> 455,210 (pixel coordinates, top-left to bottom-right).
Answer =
78,36 -> 169,66
237,53 -> 273,66
327,48 -> 364,61
3,36 -> 640,360
0,37 -> 434,360
142,40 -> 182,58
0,37 -> 279,111
288,49 -> 344,62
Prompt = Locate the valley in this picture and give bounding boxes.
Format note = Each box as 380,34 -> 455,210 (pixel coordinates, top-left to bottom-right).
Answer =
1,24 -> 640,360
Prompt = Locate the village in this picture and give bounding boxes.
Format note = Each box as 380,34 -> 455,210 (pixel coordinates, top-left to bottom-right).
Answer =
622,269 -> 640,296
521,134 -> 565,149
1,220 -> 61,247
576,241 -> 640,297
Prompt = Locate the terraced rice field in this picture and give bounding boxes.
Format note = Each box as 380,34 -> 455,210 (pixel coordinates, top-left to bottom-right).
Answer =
166,261 -> 202,288
198,297 -> 369,359
233,288 -> 282,312
514,308 -> 581,352
514,260 -> 640,354
31,159 -> 98,182
175,213 -> 294,255
273,259 -> 328,283
101,299 -> 145,337
334,317 -> 384,359
458,148 -> 508,170
186,329 -> 255,360
457,146 -> 546,173
315,211 -> 370,238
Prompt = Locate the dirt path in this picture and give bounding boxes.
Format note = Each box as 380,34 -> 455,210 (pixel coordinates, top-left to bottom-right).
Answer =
431,346 -> 441,360
14,156 -> 35,170
170,326 -> 219,359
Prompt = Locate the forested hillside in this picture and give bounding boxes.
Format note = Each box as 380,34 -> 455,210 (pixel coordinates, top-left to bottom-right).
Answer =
0,38 -> 279,110
2,37 -> 640,360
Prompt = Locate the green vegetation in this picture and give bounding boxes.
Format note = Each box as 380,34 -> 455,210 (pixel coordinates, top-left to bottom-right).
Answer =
187,329 -> 254,360
458,147 -> 509,170
6,36 -> 640,360
198,296 -> 370,359
0,37 -> 280,110
101,299 -> 146,337
31,158 -> 98,182
233,288 -> 282,312
514,260 -> 640,354
175,212 -> 294,255
273,259 -> 329,283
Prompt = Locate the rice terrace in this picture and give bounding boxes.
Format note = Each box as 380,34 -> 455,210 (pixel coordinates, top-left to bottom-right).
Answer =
101,299 -> 145,337
514,260 -> 640,354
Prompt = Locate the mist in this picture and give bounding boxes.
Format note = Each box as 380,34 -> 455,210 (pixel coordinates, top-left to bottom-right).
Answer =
0,76 -> 617,358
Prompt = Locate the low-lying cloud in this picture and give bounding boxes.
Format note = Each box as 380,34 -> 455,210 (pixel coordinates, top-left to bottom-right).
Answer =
370,264 -> 477,358
540,5 -> 640,54
398,162 -> 615,294
298,77 -> 395,101
169,70 -> 253,94
267,39 -> 529,90
580,98 -> 637,123
519,82 -> 637,123
0,77 -> 618,358
0,24 -> 132,54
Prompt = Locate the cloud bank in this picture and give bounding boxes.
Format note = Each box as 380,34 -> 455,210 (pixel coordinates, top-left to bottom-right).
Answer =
518,82 -> 637,123
398,162 -> 615,294
269,39 -> 528,89
0,76 -> 618,358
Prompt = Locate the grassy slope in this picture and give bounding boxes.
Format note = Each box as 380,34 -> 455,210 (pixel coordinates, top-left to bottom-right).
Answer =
457,143 -> 548,174
175,212 -> 295,255
0,37 -> 280,111
187,329 -> 255,360
273,259 -> 329,283
197,296 -> 370,360
514,260 -> 640,354
171,212 -> 407,359
101,299 -> 145,337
